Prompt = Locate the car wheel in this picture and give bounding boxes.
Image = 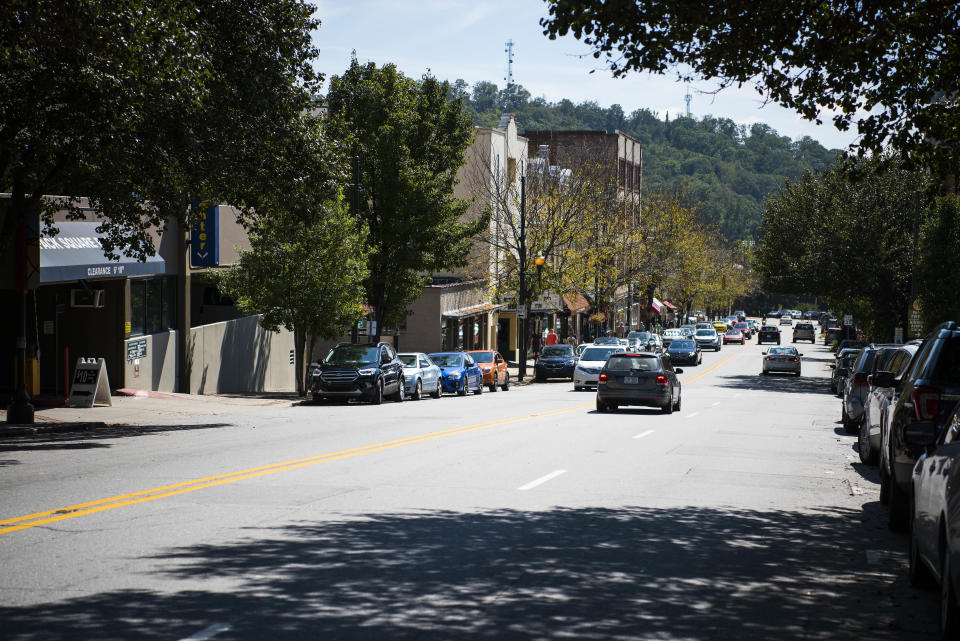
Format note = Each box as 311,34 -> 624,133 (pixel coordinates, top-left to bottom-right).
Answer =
942,550 -> 960,638
662,392 -> 674,414
412,379 -> 422,401
858,419 -> 877,465
574,384 -> 582,391
879,463 -> 891,505
596,398 -> 608,413
474,377 -> 484,395
312,392 -> 324,404
457,380 -> 468,396
888,477 -> 910,533
609,402 -> 619,412
908,511 -> 936,588
842,406 -> 858,435
489,373 -> 498,392
536,374 -> 545,382
389,377 -> 405,402
501,372 -> 510,391
431,381 -> 442,399
674,393 -> 682,411
372,379 -> 384,405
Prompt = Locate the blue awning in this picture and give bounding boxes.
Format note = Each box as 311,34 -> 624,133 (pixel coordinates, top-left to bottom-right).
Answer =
40,222 -> 165,283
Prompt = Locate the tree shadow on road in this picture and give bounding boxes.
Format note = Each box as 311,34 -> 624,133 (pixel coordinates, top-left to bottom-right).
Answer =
0,504 -> 937,640
0,423 -> 234,452
712,373 -> 833,396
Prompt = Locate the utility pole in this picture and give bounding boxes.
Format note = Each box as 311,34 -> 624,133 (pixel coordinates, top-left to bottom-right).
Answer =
7,215 -> 34,424
518,175 -> 527,380
351,155 -> 361,344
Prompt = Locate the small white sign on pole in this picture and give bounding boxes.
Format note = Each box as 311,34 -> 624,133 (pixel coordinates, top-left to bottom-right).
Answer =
517,306 -> 527,319
68,358 -> 112,408
894,327 -> 904,344
843,314 -> 853,326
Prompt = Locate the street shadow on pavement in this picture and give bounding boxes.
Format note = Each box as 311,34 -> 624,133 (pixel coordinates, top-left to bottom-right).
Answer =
712,373 -> 833,395
0,423 -> 234,452
0,505 -> 938,640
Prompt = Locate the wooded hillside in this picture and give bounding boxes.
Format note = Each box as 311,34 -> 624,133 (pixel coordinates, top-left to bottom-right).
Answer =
450,80 -> 840,242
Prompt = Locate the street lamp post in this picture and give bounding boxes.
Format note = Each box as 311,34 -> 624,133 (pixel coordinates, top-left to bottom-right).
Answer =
518,175 -> 527,380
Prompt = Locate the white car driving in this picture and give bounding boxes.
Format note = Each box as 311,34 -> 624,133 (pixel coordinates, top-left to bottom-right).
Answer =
573,345 -> 625,390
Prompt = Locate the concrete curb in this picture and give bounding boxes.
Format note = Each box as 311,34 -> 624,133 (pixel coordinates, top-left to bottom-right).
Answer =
114,388 -> 177,399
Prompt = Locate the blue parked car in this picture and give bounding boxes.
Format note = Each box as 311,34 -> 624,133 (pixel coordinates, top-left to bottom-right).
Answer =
427,352 -> 484,396
535,344 -> 577,381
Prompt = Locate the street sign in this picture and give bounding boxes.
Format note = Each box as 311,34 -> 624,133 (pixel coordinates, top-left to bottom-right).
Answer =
190,204 -> 220,268
517,306 -> 527,319
126,337 -> 147,360
843,314 -> 853,326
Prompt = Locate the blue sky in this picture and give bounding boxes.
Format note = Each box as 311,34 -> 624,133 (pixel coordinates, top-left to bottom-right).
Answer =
311,0 -> 860,151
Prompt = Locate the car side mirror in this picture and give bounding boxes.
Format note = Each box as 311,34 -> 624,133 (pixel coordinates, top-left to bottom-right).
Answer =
675,368 -> 684,374
853,372 -> 868,384
872,371 -> 895,388
903,422 -> 939,448
762,350 -> 767,355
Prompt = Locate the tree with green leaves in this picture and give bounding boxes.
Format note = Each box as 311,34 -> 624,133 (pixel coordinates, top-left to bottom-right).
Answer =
0,0 -> 323,262
754,156 -> 934,340
917,195 -> 960,332
540,0 -> 960,178
325,59 -> 485,333
215,197 -> 369,395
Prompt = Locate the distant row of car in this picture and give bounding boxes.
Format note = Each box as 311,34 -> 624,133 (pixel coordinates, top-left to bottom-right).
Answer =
308,342 -> 511,404
831,322 -> 960,637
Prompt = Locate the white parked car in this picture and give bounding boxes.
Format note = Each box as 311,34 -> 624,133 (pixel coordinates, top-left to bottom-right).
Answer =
398,352 -> 442,400
573,345 -> 625,390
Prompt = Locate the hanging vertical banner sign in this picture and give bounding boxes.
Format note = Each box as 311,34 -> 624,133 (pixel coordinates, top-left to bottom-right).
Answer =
190,204 -> 220,268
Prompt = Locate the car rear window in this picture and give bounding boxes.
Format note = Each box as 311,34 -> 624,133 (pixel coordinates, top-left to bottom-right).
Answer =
606,355 -> 659,371
928,335 -> 960,382
854,350 -> 877,373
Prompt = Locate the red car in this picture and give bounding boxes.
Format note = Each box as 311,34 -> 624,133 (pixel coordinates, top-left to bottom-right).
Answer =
734,322 -> 752,339
723,329 -> 745,344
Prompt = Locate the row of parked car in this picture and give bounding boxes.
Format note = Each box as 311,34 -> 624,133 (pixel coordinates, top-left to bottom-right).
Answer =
308,342 -> 511,404
831,321 -> 960,636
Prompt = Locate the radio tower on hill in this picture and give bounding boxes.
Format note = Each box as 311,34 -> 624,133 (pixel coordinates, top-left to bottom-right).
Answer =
684,83 -> 692,118
504,39 -> 515,87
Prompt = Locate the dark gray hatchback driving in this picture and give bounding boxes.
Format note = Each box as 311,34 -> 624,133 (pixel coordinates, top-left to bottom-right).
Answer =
596,352 -> 683,414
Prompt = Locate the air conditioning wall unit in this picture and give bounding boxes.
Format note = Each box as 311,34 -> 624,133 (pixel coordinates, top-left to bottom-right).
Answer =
71,289 -> 105,308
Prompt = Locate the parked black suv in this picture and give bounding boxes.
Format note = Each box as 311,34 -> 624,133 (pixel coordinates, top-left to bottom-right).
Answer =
877,322 -> 960,531
309,342 -> 405,404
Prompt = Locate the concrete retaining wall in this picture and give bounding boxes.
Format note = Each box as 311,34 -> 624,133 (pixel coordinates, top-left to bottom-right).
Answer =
189,315 -> 295,394
123,330 -> 178,392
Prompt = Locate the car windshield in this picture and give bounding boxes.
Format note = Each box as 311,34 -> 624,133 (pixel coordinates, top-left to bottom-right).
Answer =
607,355 -> 659,371
929,335 -> 960,382
324,345 -> 379,366
398,354 -> 418,367
725,329 -> 740,335
696,329 -> 715,336
430,354 -> 463,367
471,352 -> 494,363
768,347 -> 798,355
581,347 -> 621,361
594,337 -> 619,345
541,345 -> 574,358
631,332 -> 651,341
670,340 -> 696,350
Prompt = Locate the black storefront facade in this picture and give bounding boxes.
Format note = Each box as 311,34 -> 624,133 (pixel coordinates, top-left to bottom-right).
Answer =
1,222 -> 170,401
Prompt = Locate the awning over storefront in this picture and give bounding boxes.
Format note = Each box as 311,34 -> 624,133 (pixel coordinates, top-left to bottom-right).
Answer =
563,292 -> 590,315
661,300 -> 678,310
40,222 -> 166,283
442,302 -> 504,319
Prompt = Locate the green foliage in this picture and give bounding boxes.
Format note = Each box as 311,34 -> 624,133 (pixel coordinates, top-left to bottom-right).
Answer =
754,156 -> 934,340
326,59 -> 485,330
450,80 -> 838,241
917,195 -> 960,331
541,0 -> 960,179
0,0 -> 323,261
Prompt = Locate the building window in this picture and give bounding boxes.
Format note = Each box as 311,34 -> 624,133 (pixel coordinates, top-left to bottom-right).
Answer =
130,277 -> 176,336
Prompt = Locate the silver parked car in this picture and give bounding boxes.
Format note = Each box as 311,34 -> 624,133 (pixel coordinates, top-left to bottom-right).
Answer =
859,343 -> 921,464
842,347 -> 876,434
573,345 -> 625,390
398,352 -> 442,400
761,346 -> 802,376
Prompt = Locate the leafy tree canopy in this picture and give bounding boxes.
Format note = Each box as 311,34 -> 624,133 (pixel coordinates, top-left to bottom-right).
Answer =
326,59 -> 485,330
540,0 -> 960,178
0,0 -> 323,261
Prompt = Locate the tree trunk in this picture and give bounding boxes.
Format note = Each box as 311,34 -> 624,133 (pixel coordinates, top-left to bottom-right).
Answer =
294,326 -> 306,396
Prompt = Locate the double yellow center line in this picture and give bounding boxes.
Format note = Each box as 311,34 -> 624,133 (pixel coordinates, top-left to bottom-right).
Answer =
0,403 -> 591,536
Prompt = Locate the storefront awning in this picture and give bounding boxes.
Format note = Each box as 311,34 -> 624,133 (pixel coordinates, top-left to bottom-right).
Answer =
563,292 -> 590,315
40,222 -> 166,283
662,300 -> 678,310
442,302 -> 504,319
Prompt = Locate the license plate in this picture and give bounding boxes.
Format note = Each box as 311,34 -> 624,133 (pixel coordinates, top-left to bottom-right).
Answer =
624,376 -> 638,384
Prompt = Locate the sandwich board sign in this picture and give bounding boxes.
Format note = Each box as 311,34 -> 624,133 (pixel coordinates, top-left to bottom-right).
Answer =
69,358 -> 112,407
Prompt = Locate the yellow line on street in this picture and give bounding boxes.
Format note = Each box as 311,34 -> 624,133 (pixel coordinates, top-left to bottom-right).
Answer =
681,345 -> 742,385
0,402 -> 592,536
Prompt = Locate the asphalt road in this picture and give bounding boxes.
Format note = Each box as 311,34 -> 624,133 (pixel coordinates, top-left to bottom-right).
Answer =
0,323 -> 940,640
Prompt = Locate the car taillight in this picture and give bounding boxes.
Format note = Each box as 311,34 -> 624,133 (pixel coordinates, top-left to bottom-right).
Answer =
656,375 -> 667,386
765,356 -> 774,361
790,358 -> 799,362
913,386 -> 940,421
599,373 -> 607,383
